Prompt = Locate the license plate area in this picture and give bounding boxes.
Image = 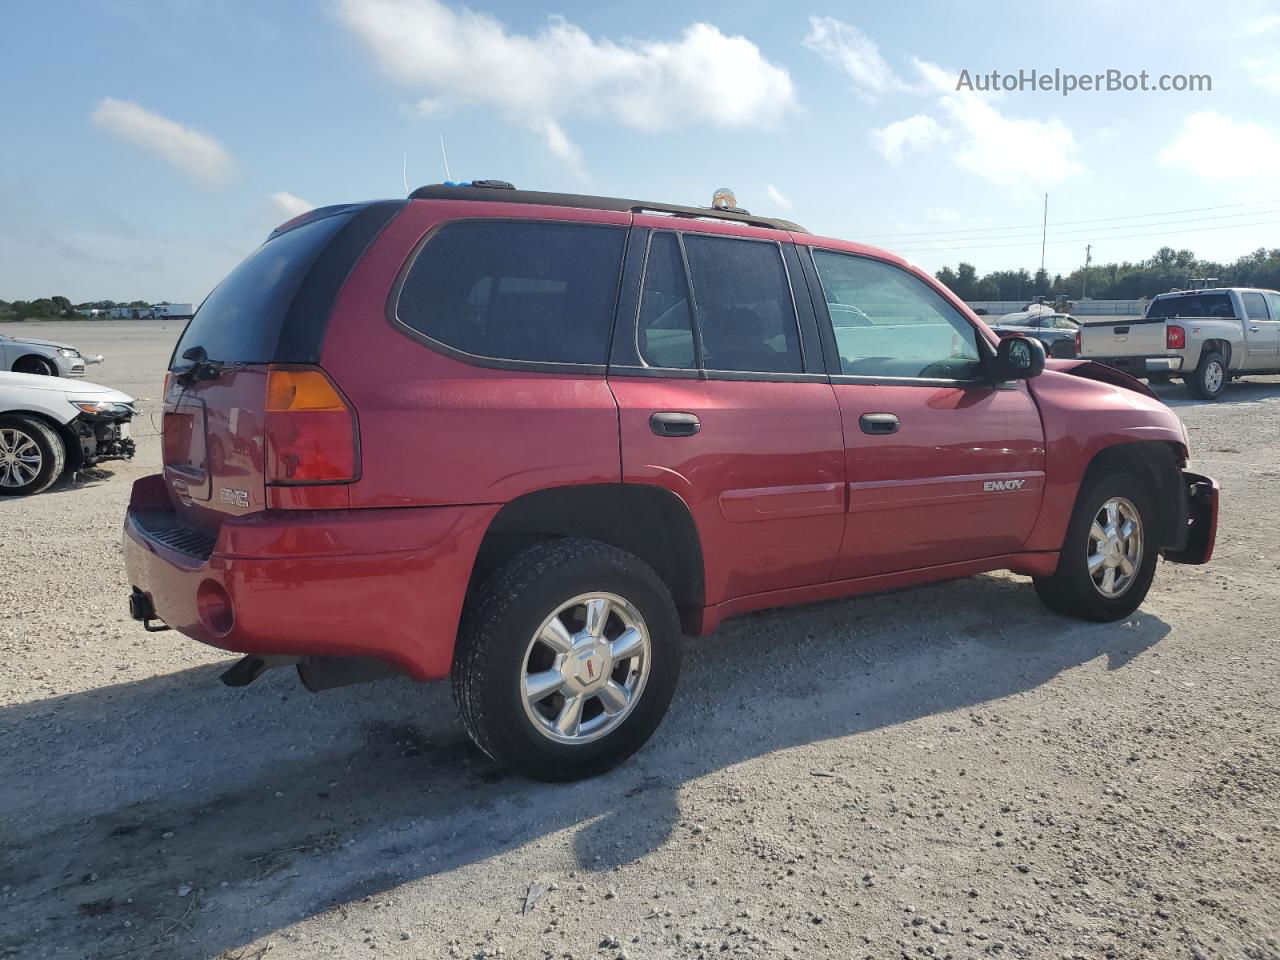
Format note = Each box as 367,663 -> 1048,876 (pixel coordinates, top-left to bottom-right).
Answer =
162,399 -> 211,501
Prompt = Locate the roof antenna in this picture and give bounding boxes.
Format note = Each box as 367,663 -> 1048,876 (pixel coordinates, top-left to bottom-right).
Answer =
402,151 -> 409,194
439,134 -> 453,182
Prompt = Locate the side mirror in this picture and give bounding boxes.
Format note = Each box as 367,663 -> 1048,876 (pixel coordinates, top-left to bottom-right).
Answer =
993,335 -> 1045,381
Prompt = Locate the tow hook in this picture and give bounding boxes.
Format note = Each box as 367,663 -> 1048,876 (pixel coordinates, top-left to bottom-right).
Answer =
128,588 -> 171,633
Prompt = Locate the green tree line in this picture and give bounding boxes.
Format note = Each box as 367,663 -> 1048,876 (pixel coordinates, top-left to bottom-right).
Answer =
935,246 -> 1280,302
0,298 -> 151,321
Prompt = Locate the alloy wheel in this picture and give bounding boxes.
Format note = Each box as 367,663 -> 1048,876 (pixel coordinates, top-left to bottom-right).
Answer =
1087,496 -> 1143,598
0,428 -> 42,488
520,592 -> 651,745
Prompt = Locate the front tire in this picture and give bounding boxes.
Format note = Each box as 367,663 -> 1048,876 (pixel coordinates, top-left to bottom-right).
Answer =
452,538 -> 682,782
1034,470 -> 1158,622
1186,351 -> 1226,401
0,415 -> 65,496
13,355 -> 55,376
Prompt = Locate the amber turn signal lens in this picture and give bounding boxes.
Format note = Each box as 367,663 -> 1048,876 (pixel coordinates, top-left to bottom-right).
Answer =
266,369 -> 349,412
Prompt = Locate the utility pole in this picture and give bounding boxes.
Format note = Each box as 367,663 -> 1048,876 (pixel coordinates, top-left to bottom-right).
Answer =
1082,243 -> 1092,299
1039,193 -> 1048,287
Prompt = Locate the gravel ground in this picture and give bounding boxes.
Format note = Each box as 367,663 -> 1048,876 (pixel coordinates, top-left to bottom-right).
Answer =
1,320 -> 1277,960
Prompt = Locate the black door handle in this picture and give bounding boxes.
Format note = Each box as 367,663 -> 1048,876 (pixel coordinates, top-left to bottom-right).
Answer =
859,413 -> 900,436
650,411 -> 700,437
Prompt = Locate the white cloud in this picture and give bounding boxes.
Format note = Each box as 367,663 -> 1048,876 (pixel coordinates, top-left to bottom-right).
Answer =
1160,111 -> 1280,179
268,192 -> 314,219
765,184 -> 793,210
802,16 -> 905,100
871,114 -> 949,163
91,98 -> 234,187
336,0 -> 796,166
1243,13 -> 1280,35
1245,55 -> 1280,95
872,59 -> 1081,188
931,77 -> 1082,188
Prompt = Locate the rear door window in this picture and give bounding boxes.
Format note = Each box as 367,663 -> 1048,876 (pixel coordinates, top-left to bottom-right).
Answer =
682,234 -> 802,373
396,220 -> 626,365
637,232 -> 696,369
173,211 -> 352,368
1242,292 -> 1271,320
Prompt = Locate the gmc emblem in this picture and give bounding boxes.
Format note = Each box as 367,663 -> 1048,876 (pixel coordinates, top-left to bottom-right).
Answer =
219,487 -> 250,507
984,479 -> 1027,492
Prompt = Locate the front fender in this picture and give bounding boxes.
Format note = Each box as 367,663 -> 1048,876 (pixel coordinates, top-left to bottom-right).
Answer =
1025,368 -> 1188,552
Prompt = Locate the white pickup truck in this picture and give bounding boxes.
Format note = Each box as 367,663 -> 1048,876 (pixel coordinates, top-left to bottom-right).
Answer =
1080,287 -> 1280,400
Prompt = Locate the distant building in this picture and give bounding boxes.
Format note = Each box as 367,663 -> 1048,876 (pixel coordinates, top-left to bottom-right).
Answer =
75,303 -> 195,319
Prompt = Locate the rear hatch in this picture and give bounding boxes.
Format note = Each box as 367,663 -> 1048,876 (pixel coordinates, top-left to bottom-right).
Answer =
162,202 -> 403,534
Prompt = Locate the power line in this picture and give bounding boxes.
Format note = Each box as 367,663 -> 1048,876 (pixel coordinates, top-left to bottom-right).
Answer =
885,217 -> 1280,254
857,197 -> 1280,240
883,205 -> 1280,245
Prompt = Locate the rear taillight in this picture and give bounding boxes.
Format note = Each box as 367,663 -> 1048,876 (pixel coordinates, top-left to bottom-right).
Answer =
264,366 -> 359,484
1167,325 -> 1186,350
1074,330 -> 1081,355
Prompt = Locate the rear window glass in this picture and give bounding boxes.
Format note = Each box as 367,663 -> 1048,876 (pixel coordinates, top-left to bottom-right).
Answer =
1147,293 -> 1235,320
396,220 -> 626,365
172,212 -> 351,368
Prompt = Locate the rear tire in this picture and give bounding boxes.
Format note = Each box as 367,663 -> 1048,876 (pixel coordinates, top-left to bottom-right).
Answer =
0,415 -> 65,496
13,355 -> 55,376
452,538 -> 682,782
1033,470 -> 1158,622
1186,351 -> 1226,401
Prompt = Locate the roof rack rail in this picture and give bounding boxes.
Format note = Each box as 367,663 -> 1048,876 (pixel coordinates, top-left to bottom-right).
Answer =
407,183 -> 808,233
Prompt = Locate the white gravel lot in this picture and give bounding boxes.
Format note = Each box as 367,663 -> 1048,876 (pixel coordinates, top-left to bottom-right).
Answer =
1,320 -> 1277,960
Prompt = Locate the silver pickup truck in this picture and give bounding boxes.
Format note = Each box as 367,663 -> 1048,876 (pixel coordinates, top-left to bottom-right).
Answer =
1080,287 -> 1280,400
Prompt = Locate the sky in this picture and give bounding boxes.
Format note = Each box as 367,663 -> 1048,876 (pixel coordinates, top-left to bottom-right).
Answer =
3,0 -> 1280,303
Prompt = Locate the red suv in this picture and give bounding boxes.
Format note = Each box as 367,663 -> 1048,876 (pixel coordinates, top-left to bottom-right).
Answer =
125,183 -> 1219,781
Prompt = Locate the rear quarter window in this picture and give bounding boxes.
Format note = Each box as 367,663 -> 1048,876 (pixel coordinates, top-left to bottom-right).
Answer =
172,212 -> 353,369
395,220 -> 626,366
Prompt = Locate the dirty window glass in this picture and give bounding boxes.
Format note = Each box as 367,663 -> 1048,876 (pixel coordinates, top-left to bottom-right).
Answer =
397,220 -> 626,364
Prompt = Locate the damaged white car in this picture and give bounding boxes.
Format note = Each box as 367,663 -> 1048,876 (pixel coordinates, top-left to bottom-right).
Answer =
0,331 -> 104,377
0,372 -> 135,496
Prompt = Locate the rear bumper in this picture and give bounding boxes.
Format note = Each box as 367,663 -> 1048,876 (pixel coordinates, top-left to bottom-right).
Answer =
122,474 -> 499,681
1091,355 -> 1184,376
1162,472 -> 1219,565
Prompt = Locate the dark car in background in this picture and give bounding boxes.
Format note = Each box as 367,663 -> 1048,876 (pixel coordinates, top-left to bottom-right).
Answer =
987,311 -> 1081,358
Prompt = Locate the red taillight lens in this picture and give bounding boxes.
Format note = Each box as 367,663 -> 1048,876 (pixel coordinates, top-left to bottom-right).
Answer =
1074,330 -> 1082,355
1167,325 -> 1186,350
264,366 -> 358,484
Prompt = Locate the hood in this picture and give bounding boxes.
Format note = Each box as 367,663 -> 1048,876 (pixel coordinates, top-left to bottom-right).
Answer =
2,336 -> 75,350
0,371 -> 134,405
1044,358 -> 1158,399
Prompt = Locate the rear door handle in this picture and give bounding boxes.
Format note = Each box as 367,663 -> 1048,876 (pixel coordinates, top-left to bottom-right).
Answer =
1114,326 -> 1130,334
1250,326 -> 1261,333
859,413 -> 900,436
650,411 -> 700,437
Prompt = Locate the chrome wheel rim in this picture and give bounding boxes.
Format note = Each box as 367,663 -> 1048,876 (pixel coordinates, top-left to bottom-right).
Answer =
520,592 -> 651,745
0,428 -> 42,488
1204,360 -> 1224,394
1088,497 -> 1143,598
